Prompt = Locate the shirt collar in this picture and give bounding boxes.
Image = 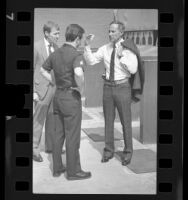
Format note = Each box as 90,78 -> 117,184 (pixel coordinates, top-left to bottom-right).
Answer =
109,38 -> 124,49
115,38 -> 124,48
64,42 -> 77,49
44,37 -> 50,47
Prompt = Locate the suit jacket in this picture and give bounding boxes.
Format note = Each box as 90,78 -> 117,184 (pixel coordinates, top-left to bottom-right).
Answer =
121,39 -> 145,102
34,39 -> 58,100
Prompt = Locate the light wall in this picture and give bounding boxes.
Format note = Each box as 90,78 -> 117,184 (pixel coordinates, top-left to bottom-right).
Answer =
34,9 -> 158,48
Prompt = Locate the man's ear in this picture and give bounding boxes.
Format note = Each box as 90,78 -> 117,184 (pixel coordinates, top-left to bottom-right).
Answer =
44,31 -> 49,38
75,36 -> 79,43
120,31 -> 124,38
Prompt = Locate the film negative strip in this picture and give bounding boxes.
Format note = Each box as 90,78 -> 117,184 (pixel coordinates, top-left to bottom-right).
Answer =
5,0 -> 183,199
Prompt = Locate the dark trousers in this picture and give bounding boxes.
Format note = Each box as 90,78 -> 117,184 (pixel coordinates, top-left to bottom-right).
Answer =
52,89 -> 82,175
45,98 -> 55,151
103,81 -> 133,159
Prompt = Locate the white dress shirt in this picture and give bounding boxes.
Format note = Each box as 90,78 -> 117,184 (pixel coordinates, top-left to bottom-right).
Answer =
44,38 -> 55,56
84,38 -> 138,81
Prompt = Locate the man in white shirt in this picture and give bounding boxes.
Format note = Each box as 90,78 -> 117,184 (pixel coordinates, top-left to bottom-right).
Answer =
33,21 -> 60,162
84,21 -> 138,166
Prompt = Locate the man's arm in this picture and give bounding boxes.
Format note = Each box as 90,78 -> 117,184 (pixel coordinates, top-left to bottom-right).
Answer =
73,67 -> 84,95
84,45 -> 104,65
72,54 -> 86,95
33,46 -> 38,70
40,56 -> 54,85
33,45 -> 39,101
120,50 -> 138,74
40,67 -> 53,83
84,34 -> 104,65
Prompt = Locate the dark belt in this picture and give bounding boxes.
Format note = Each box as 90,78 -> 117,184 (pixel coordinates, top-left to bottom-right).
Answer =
103,78 -> 129,86
57,86 -> 72,91
57,86 -> 80,94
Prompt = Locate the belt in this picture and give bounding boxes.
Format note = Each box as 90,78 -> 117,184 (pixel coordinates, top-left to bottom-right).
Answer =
104,78 -> 129,86
57,86 -> 79,93
57,86 -> 71,91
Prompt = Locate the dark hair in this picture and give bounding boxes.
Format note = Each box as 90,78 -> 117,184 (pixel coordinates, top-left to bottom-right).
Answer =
65,24 -> 85,42
109,21 -> 125,33
43,21 -> 60,34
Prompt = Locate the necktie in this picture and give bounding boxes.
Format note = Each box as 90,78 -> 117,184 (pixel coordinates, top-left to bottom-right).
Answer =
109,44 -> 116,81
48,44 -> 53,55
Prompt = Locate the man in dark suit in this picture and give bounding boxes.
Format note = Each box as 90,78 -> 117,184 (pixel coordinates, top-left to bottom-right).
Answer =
33,21 -> 60,162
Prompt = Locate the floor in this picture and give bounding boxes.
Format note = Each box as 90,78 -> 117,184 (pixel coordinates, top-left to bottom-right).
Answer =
33,106 -> 157,194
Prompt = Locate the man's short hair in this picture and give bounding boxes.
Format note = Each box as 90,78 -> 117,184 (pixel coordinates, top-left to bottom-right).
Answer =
43,21 -> 60,34
65,24 -> 85,42
110,21 -> 125,33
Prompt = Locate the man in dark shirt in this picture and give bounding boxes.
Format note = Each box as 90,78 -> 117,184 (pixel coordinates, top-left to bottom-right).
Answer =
41,24 -> 91,180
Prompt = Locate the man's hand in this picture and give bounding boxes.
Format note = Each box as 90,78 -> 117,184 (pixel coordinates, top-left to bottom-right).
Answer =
71,87 -> 84,96
33,92 -> 39,102
49,81 -> 55,87
84,34 -> 95,46
40,67 -> 53,83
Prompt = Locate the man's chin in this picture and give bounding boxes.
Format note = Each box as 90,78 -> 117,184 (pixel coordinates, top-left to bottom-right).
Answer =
50,40 -> 57,45
109,39 -> 116,43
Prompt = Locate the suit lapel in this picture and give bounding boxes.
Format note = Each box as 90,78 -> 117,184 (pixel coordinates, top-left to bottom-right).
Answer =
53,43 -> 59,51
40,40 -> 48,61
39,40 -> 59,61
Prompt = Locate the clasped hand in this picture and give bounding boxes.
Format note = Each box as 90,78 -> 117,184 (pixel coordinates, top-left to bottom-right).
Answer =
84,34 -> 95,46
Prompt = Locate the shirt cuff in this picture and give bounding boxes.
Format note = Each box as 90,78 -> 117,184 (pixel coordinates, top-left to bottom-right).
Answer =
84,45 -> 92,52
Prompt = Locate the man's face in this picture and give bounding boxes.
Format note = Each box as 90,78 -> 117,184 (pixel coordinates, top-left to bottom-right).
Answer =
45,27 -> 60,45
76,38 -> 81,48
76,35 -> 84,48
109,24 -> 123,43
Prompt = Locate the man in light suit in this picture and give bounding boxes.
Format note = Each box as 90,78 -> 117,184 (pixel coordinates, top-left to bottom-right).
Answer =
33,21 -> 60,162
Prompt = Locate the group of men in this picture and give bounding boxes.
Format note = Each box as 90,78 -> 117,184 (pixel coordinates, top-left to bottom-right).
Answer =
33,20 -> 144,181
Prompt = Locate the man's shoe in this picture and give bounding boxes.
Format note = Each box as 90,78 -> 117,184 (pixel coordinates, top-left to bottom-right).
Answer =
101,155 -> 114,162
101,148 -> 114,163
53,168 -> 66,177
121,151 -> 132,166
66,170 -> 92,180
33,154 -> 43,162
121,159 -> 131,166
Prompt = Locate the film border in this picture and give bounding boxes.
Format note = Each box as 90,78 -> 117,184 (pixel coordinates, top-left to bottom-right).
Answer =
5,0 -> 184,199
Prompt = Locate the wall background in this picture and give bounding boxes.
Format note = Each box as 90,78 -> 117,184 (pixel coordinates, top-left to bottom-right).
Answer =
34,9 -> 158,143
34,9 -> 158,48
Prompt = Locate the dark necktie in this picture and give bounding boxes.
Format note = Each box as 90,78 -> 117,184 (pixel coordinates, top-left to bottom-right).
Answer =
109,44 -> 116,81
48,44 -> 53,55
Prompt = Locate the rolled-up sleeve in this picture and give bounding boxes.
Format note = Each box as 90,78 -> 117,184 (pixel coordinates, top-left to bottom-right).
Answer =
84,46 -> 104,65
120,50 -> 138,74
73,54 -> 86,71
